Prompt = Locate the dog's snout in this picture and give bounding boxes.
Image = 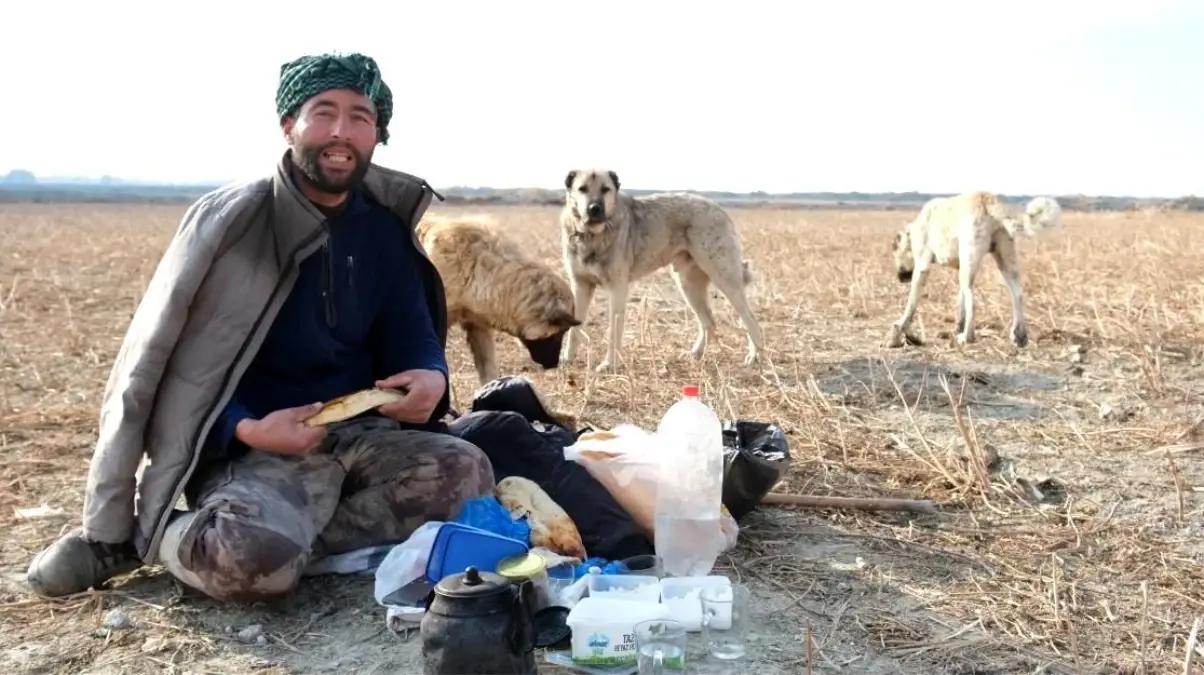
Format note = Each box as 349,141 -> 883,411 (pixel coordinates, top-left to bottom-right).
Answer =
585,202 -> 605,219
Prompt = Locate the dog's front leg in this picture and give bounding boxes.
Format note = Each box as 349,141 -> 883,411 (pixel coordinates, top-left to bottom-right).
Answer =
888,266 -> 928,347
464,323 -> 499,386
563,276 -> 596,363
597,281 -> 630,373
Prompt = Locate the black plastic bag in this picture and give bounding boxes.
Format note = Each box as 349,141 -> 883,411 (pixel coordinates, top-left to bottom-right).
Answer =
720,420 -> 791,521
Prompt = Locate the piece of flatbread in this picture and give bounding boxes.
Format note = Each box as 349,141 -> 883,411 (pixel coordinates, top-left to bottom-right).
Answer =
495,476 -> 587,560
304,388 -> 407,427
577,430 -> 618,442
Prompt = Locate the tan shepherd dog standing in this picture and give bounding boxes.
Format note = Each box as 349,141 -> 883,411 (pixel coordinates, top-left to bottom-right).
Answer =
559,168 -> 764,372
889,191 -> 1062,348
416,214 -> 581,385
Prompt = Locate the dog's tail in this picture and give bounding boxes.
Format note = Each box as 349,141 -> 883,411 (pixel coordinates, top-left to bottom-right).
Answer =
741,260 -> 755,285
1018,196 -> 1062,238
988,195 -> 1062,240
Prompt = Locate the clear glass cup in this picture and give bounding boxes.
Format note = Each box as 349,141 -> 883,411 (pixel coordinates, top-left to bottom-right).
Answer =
620,554 -> 664,578
634,618 -> 687,673
701,584 -> 749,660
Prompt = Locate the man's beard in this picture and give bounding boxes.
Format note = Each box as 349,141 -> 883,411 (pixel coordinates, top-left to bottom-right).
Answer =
291,141 -> 372,194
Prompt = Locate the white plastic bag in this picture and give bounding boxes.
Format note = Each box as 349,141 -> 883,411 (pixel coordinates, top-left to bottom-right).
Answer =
564,425 -> 659,538
373,521 -> 444,606
563,426 -> 738,551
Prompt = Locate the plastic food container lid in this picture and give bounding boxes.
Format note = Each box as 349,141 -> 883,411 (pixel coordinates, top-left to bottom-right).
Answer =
496,552 -> 547,580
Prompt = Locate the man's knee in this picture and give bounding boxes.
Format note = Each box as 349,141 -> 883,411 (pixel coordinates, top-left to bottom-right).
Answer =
437,435 -> 496,498
159,507 -> 309,603
397,434 -> 495,521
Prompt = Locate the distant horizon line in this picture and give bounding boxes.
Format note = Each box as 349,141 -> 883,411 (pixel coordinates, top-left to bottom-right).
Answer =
1,171 -> 1197,201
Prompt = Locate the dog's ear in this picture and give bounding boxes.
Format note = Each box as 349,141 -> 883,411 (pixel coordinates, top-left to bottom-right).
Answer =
564,170 -> 578,190
547,308 -> 582,329
608,171 -> 620,191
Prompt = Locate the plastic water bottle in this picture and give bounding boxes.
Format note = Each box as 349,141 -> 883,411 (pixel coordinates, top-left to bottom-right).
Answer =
653,385 -> 726,577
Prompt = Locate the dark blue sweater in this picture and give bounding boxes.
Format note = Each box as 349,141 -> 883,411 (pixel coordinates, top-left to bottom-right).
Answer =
204,189 -> 447,460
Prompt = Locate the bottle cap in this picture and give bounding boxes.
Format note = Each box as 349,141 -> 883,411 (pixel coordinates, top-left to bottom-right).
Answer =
682,385 -> 699,397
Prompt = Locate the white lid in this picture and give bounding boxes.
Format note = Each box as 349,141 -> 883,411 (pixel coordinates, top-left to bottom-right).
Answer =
566,597 -> 667,624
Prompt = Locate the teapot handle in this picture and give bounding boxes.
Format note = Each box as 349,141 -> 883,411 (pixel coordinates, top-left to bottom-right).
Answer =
507,579 -> 537,654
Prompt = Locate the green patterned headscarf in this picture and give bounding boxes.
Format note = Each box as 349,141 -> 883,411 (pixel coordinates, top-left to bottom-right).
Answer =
275,52 -> 394,145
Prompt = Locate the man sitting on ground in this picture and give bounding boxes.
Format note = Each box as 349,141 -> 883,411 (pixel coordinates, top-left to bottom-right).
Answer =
26,52 -> 495,602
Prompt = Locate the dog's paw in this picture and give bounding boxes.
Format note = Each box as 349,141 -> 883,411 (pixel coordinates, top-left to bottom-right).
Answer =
1011,323 -> 1029,348
886,324 -> 910,348
742,351 -> 759,366
594,359 -> 616,374
955,333 -> 974,346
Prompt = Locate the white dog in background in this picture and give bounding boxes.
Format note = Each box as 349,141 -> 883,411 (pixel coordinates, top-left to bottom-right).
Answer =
888,190 -> 1062,348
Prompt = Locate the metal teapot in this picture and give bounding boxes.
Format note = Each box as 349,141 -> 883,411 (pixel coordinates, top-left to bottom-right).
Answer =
420,565 -> 539,675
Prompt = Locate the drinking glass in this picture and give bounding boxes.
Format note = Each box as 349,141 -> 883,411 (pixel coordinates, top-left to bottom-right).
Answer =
634,619 -> 687,673
620,554 -> 664,578
701,583 -> 749,660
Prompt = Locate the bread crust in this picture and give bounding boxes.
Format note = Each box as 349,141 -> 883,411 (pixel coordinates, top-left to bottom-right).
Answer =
495,476 -> 587,559
303,388 -> 407,427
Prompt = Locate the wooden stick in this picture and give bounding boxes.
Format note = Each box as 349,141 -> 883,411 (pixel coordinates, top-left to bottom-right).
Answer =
1183,616 -> 1201,675
761,492 -> 938,514
805,619 -> 813,675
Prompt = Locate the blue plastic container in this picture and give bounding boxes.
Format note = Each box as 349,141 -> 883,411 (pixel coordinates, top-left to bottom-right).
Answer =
424,522 -> 529,584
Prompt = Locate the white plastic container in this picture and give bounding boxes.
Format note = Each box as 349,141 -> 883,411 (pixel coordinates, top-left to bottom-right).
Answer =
653,384 -> 726,577
587,573 -> 661,603
659,575 -> 732,631
566,597 -> 670,667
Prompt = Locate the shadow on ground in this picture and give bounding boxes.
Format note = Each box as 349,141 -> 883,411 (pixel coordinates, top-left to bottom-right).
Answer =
814,356 -> 1065,421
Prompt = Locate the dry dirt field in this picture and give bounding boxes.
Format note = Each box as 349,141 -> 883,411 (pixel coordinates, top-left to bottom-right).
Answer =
0,201 -> 1202,675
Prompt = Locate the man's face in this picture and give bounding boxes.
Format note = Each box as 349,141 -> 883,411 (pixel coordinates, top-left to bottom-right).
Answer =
283,88 -> 379,194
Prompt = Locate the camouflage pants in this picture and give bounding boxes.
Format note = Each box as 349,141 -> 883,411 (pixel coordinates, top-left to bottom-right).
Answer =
158,417 -> 495,603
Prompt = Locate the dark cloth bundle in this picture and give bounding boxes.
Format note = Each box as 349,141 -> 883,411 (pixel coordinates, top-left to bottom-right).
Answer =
446,377 -> 654,561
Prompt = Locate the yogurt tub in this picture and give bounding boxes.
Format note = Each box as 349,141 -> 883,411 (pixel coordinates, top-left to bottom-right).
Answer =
565,596 -> 670,667
659,575 -> 732,631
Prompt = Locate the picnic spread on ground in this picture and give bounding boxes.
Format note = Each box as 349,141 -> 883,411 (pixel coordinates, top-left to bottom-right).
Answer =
311,376 -> 932,674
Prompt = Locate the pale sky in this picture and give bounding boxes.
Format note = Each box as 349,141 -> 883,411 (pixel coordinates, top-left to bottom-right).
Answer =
4,0 -> 1201,197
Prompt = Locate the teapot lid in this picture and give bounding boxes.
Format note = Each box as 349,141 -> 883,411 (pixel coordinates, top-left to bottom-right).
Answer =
435,566 -> 511,599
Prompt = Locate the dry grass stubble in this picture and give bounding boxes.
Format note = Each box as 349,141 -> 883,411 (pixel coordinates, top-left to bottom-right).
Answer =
0,202 -> 1201,674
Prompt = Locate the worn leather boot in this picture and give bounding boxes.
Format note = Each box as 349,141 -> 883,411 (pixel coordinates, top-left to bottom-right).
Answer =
26,529 -> 142,597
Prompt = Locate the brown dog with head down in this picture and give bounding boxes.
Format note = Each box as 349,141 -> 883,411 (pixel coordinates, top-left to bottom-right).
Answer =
416,213 -> 580,385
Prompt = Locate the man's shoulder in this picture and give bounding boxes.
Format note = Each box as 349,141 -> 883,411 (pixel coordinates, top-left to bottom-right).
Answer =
192,176 -> 273,217
179,177 -> 274,238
